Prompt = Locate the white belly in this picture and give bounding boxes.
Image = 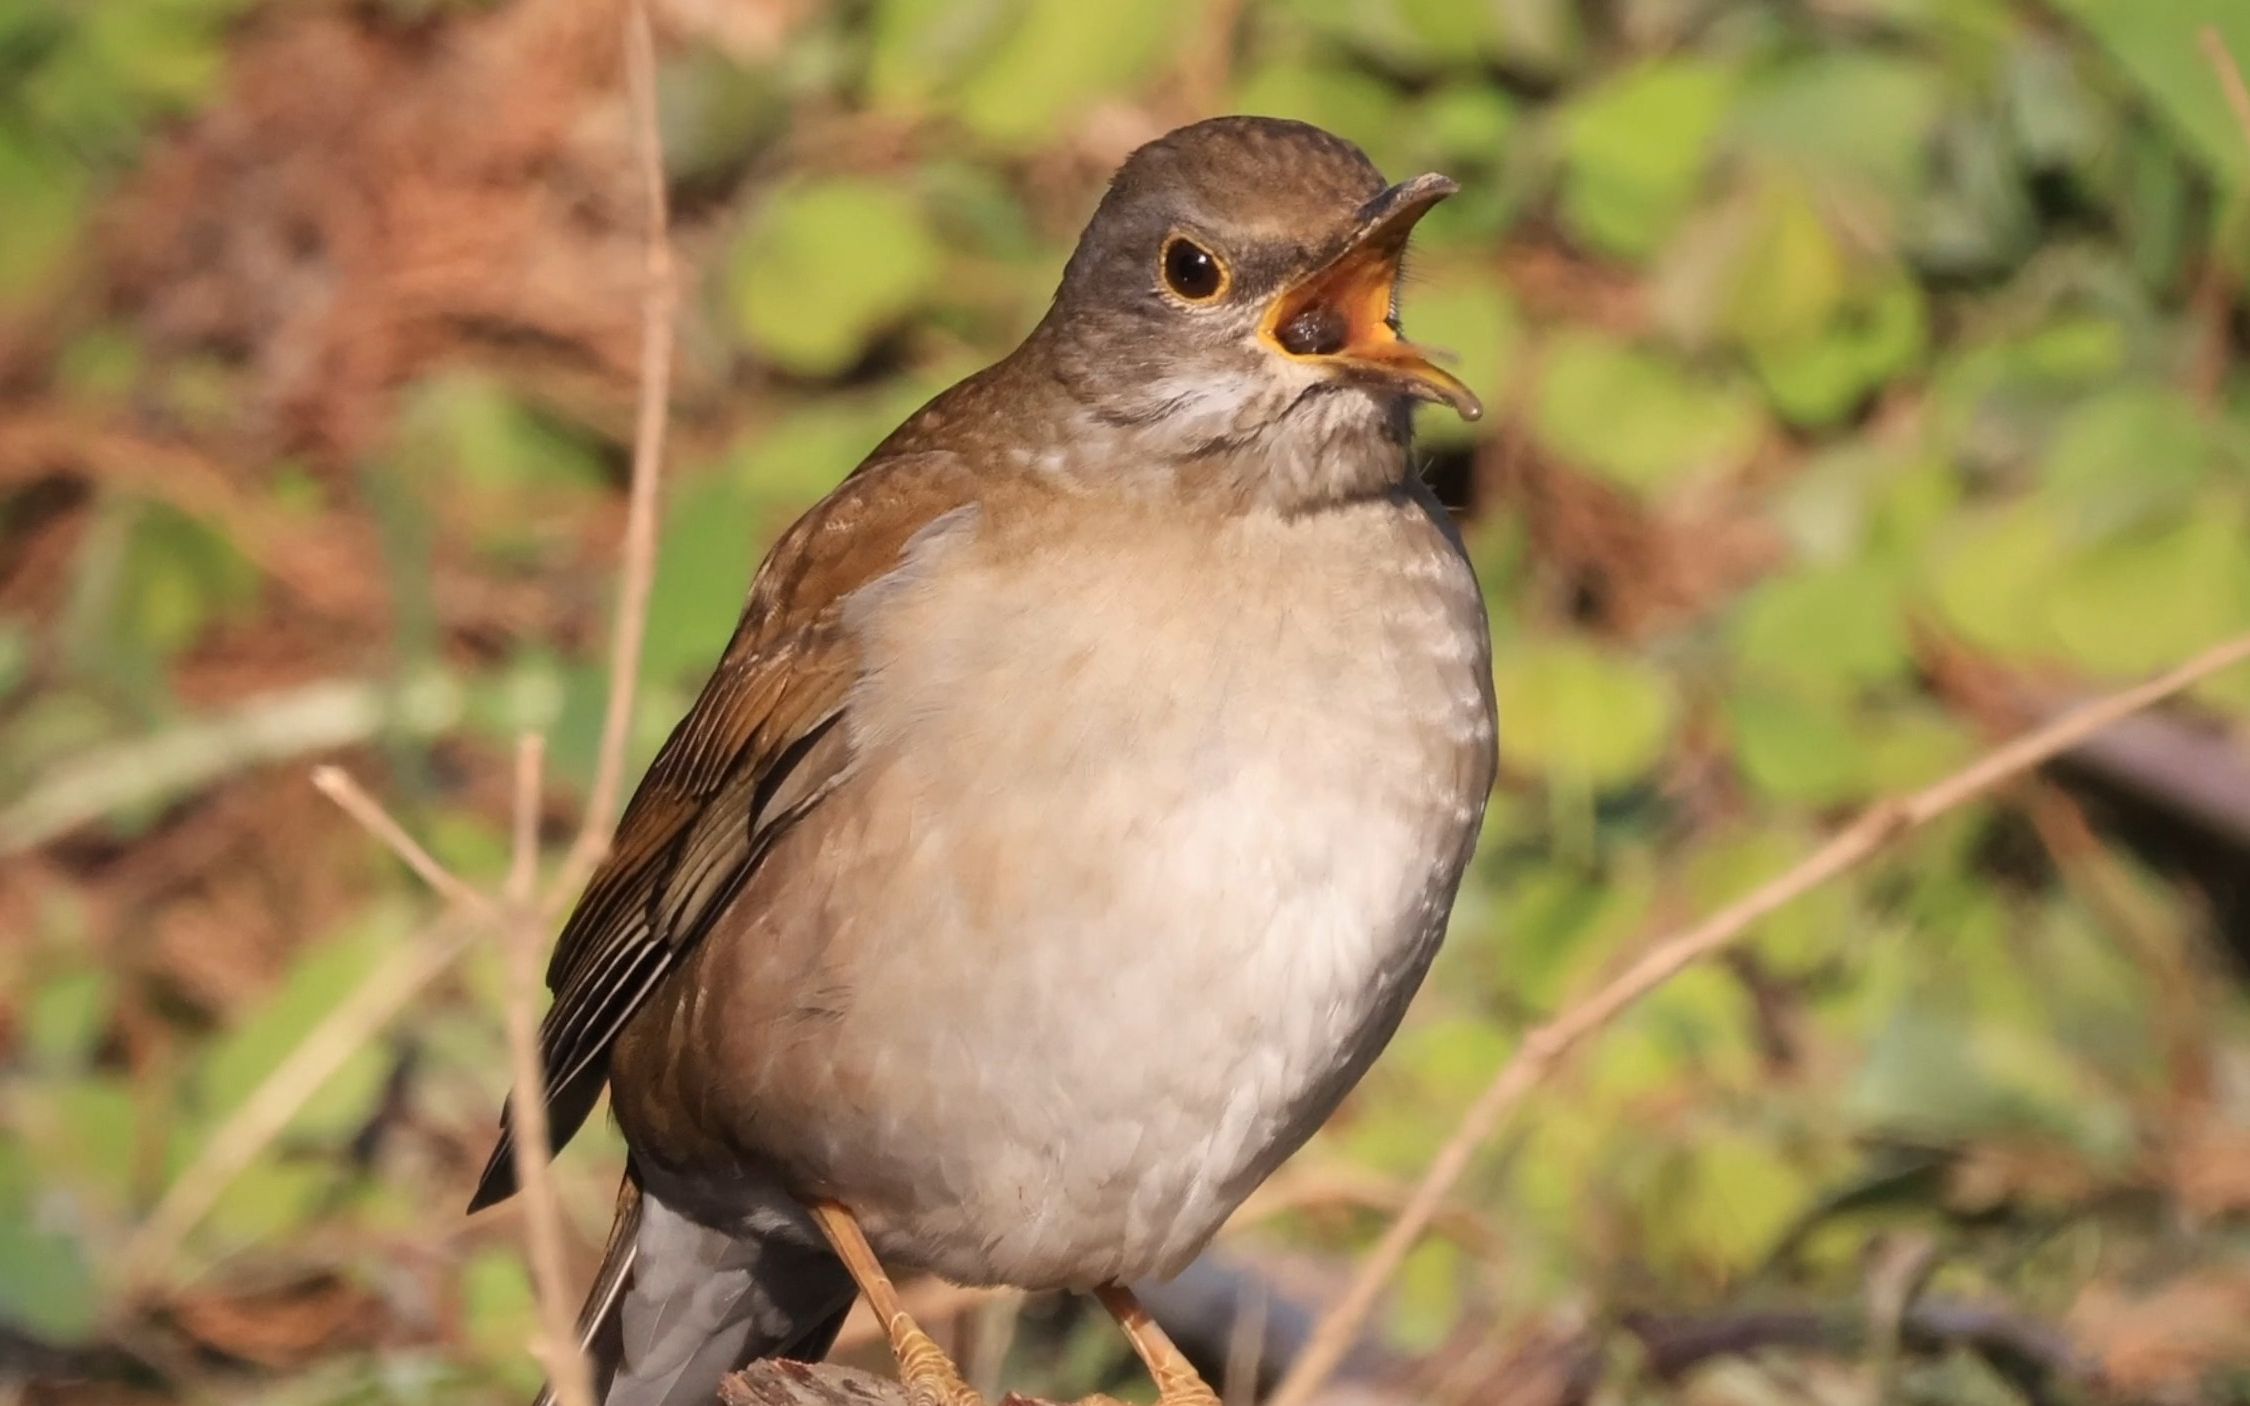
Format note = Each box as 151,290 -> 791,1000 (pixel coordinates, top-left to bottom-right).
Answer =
757,492 -> 1495,1287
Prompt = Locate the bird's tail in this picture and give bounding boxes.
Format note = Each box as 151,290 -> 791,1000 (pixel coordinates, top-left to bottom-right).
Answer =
534,1166 -> 857,1406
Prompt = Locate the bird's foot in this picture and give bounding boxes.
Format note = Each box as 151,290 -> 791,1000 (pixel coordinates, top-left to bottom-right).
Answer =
810,1201 -> 986,1406
891,1311 -> 987,1406
1146,1375 -> 1222,1406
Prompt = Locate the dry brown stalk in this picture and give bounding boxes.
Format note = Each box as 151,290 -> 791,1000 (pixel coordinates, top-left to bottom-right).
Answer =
1267,630 -> 2250,1406
310,765 -> 501,921
113,27 -> 682,1403
501,733 -> 594,1406
551,0 -> 677,912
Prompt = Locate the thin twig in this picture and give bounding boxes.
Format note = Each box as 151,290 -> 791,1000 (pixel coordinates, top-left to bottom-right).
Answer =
118,764 -> 495,1286
509,733 -> 547,909
114,917 -> 477,1290
312,766 -> 500,922
501,735 -> 593,1406
107,0 -> 679,1328
2201,26 -> 2250,151
1267,630 -> 2250,1406
550,0 -> 676,910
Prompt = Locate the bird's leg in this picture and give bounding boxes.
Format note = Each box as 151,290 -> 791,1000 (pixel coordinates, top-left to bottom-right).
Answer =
1089,1283 -> 1222,1406
809,1200 -> 986,1406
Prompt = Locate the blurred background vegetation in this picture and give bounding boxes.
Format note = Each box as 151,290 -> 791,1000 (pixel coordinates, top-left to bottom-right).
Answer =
5,0 -> 2250,1402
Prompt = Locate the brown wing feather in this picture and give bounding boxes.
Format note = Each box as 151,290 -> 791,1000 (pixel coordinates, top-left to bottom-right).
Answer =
469,451 -> 981,1211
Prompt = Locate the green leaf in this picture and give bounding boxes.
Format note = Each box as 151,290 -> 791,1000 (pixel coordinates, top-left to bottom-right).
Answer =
0,621 -> 25,698
189,915 -> 400,1157
1590,966 -> 1756,1100
115,501 -> 261,659
1719,181 -> 1850,349
1397,265 -> 1519,447
461,1246 -> 543,1393
1493,638 -> 1678,789
1731,562 -> 1910,699
22,967 -> 111,1072
1727,686 -> 1875,806
1232,62 -> 1403,169
1731,51 -> 1949,209
1388,1237 -> 1466,1351
642,472 -> 758,688
2037,385 -> 2223,537
1925,500 -> 2071,656
392,373 -> 607,495
1492,855 -> 1657,1006
1533,331 -> 1763,494
1416,80 -> 1518,163
949,0 -> 1190,150
0,127 -> 90,310
2051,0 -> 2250,185
1862,704 -> 1974,792
1647,1128 -> 1812,1281
40,1077 -> 144,1210
655,47 -> 788,186
1685,828 -> 1854,971
2046,504 -> 2250,676
1558,58 -> 1736,260
866,0 -> 1014,111
1773,444 -> 1957,564
1851,1006 -> 2133,1157
0,1219 -> 97,1342
730,179 -> 943,377
1751,275 -> 1928,428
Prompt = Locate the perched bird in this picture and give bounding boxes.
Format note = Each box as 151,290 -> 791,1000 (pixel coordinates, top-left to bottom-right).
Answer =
470,115 -> 1499,1406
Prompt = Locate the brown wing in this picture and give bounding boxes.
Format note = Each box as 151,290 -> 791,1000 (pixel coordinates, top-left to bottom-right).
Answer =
469,451 -> 980,1211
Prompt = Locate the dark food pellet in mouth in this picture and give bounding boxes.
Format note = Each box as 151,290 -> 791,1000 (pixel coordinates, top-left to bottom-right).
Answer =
1278,304 -> 1350,357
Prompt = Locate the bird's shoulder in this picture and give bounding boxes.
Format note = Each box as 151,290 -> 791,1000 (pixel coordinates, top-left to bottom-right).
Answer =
540,445 -> 1000,997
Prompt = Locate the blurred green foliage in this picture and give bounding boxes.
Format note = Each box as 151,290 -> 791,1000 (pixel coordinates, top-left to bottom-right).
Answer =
5,0 -> 2250,1403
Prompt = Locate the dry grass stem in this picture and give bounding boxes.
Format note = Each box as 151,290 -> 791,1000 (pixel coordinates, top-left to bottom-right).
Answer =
1267,630 -> 2250,1406
118,0 -> 681,1338
552,0 -> 677,909
500,733 -> 594,1406
510,732 -> 547,906
311,765 -> 498,921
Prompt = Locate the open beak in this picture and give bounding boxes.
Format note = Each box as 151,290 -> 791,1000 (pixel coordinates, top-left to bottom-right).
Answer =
1259,173 -> 1482,422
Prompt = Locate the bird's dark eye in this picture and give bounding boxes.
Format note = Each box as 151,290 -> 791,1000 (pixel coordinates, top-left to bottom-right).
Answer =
1161,237 -> 1226,302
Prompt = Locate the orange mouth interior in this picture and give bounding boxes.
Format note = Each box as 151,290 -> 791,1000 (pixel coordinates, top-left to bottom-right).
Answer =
1257,231 -> 1481,421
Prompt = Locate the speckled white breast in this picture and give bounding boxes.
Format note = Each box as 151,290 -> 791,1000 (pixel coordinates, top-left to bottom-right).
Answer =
734,484 -> 1495,1289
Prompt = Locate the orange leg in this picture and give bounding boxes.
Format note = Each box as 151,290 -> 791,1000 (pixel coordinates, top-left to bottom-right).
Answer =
810,1200 -> 986,1406
1092,1283 -> 1222,1406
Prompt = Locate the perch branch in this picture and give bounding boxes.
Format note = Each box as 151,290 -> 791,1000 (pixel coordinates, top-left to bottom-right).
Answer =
722,1361 -> 1070,1406
1267,630 -> 2250,1406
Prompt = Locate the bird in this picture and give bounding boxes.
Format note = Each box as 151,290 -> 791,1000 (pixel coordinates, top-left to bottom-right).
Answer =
468,114 -> 1499,1406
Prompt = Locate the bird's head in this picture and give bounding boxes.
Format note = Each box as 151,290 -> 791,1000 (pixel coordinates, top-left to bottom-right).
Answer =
1036,116 -> 1478,488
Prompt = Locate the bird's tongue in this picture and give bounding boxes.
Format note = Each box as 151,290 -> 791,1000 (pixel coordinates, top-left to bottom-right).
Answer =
1266,242 -> 1482,422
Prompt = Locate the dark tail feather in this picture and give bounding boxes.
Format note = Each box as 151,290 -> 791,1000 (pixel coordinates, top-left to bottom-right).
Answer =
467,1059 -> 610,1214
534,1169 -> 857,1406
